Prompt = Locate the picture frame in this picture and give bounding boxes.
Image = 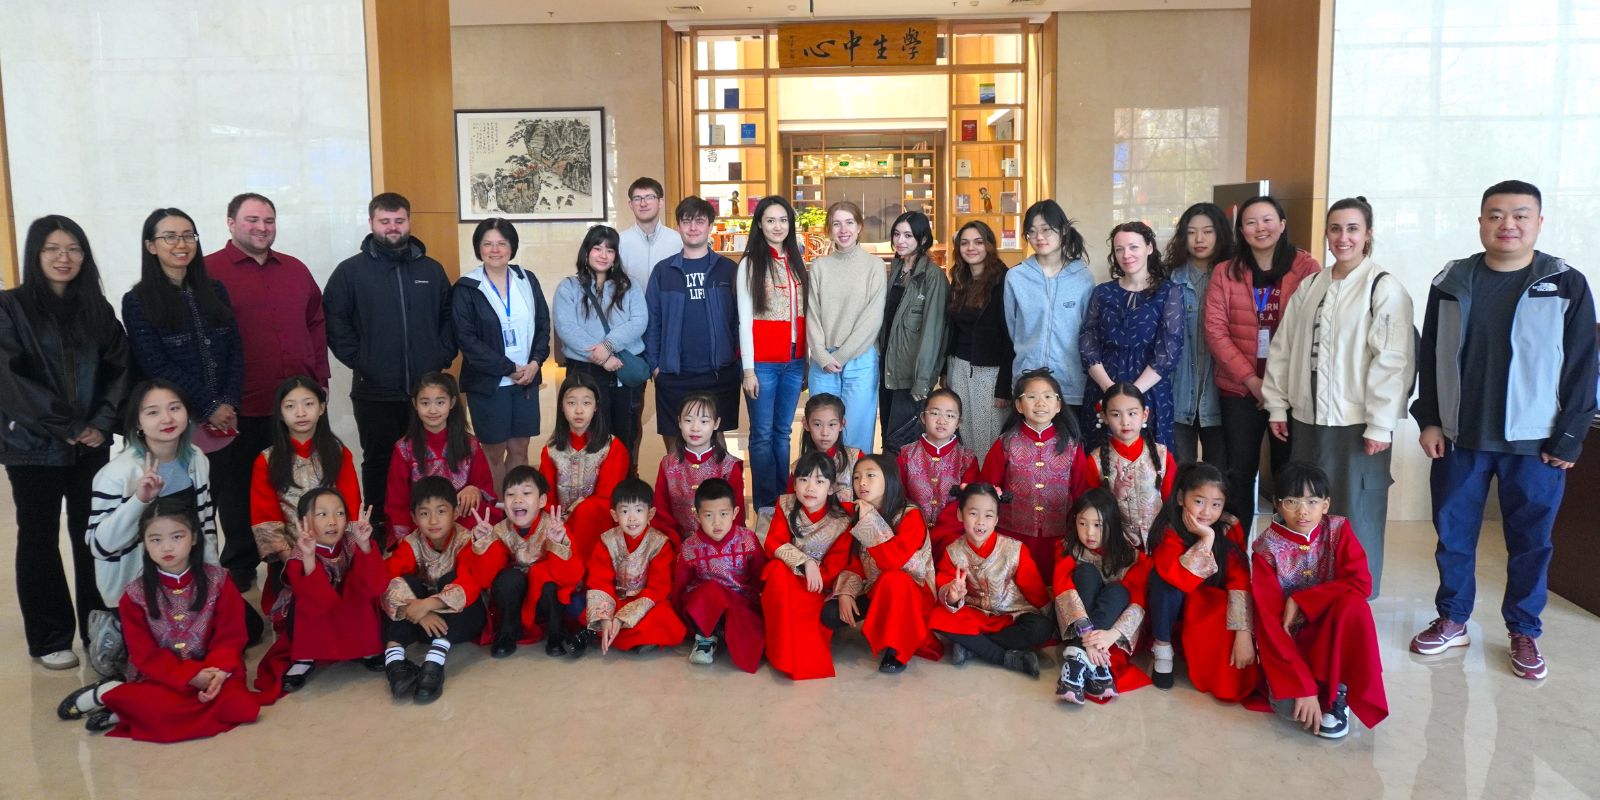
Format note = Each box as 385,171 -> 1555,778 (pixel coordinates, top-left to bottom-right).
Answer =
455,107 -> 607,222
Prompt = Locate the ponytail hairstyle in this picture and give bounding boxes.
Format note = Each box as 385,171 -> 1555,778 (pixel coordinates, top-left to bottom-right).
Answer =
1326,196 -> 1375,257
1002,369 -> 1082,454
956,481 -> 1005,512
295,485 -> 349,521
405,371 -> 473,471
1065,487 -> 1135,578
134,207 -> 234,330
1164,202 -> 1235,270
1096,382 -> 1163,481
1229,195 -> 1298,284
136,498 -> 210,619
853,453 -> 911,527
743,195 -> 809,316
800,392 -> 851,477
787,450 -> 850,535
268,375 -> 345,496
1022,200 -> 1088,263
1106,220 -> 1167,286
1150,463 -> 1241,589
551,371 -> 610,453
669,391 -> 729,462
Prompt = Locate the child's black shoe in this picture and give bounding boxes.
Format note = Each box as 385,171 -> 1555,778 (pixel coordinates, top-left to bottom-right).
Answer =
545,635 -> 569,657
385,660 -> 420,698
1004,649 -> 1041,679
566,629 -> 595,658
491,634 -> 518,658
414,661 -> 446,704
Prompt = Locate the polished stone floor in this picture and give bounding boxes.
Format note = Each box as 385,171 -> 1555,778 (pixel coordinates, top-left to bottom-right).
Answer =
3,407 -> 1598,798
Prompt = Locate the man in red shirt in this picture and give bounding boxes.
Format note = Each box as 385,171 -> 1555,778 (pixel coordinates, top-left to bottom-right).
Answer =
207,193 -> 330,592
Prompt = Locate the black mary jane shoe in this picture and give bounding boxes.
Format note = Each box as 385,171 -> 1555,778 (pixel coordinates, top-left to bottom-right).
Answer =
565,629 -> 595,659
84,711 -> 117,734
386,660 -> 421,699
1151,669 -> 1175,690
281,664 -> 316,694
413,661 -> 446,704
58,679 -> 114,721
491,635 -> 518,659
545,635 -> 569,657
879,649 -> 907,674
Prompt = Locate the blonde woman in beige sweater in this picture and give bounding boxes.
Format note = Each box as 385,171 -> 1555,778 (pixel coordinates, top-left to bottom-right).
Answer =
806,201 -> 887,452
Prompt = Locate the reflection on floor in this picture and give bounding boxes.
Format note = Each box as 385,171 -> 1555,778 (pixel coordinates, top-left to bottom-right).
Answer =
2,386 -> 1598,797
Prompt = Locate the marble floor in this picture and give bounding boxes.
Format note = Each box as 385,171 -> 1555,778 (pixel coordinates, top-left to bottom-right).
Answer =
3,399 -> 1598,798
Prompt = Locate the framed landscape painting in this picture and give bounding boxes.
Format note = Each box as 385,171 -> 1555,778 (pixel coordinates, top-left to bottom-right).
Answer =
455,107 -> 606,222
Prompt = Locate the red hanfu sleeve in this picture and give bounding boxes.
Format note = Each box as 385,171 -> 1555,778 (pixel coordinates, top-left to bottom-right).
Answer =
933,546 -> 959,595
448,537 -> 492,607
652,459 -> 681,542
335,447 -> 362,514
1159,451 -> 1177,500
384,442 -> 415,541
119,593 -> 203,693
1252,549 -> 1317,699
385,542 -> 419,579
1288,526 -> 1373,621
249,452 -> 279,528
1123,554 -> 1152,608
1051,551 -> 1080,595
1013,545 -> 1050,609
978,439 -> 1008,485
862,506 -> 928,571
640,544 -> 675,606
728,459 -> 748,530
763,508 -> 795,557
287,558 -> 340,613
466,439 -> 498,508
539,446 -> 560,511
594,440 -> 629,498
201,583 -> 248,674
1153,532 -> 1206,593
348,543 -> 390,599
1070,448 -> 1095,501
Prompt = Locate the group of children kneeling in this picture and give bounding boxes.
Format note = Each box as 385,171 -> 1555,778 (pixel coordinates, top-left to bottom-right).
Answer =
56,366 -> 1387,745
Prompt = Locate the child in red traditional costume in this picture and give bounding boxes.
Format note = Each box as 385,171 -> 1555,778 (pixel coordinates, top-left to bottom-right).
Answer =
673,478 -> 766,671
761,451 -> 856,680
1053,488 -> 1153,704
928,483 -> 1050,678
79,499 -> 260,741
978,369 -> 1095,573
1144,463 -> 1258,699
476,466 -> 584,658
271,488 -> 386,696
380,476 -> 491,704
578,478 -> 687,655
539,372 -> 630,562
653,391 -> 746,547
828,454 -> 938,673
249,376 -> 360,694
897,388 -> 979,560
1253,461 -> 1387,739
1083,383 -> 1177,551
790,392 -> 861,502
384,371 -> 499,547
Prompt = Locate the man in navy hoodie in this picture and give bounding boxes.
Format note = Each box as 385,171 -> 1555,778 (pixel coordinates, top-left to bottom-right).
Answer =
1409,180 -> 1597,682
644,196 -> 740,449
323,192 -> 456,538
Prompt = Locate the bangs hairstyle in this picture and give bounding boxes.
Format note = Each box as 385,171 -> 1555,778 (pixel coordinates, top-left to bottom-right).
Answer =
1150,463 -> 1241,589
135,207 -> 234,331
1022,200 -> 1089,263
1165,202 -> 1236,270
693,477 -> 738,511
890,211 -> 935,264
611,477 -> 654,509
472,217 -> 520,261
675,195 -> 715,224
575,225 -> 629,319
1106,220 -> 1168,285
552,371 -> 610,453
1272,460 -> 1331,502
786,450 -> 850,532
799,392 -> 852,477
1095,382 -> 1163,480
406,371 -> 474,471
1326,196 -> 1375,257
853,453 -> 911,526
409,475 -> 457,512
670,391 -> 729,461
295,486 -> 348,520
17,214 -> 120,348
502,464 -> 549,497
137,498 -> 209,619
949,220 -> 1007,313
742,195 -> 809,316
1229,196 -> 1298,283
956,481 -> 1004,513
1004,369 -> 1082,453
123,379 -> 195,467
1066,487 -> 1136,578
268,375 -> 345,496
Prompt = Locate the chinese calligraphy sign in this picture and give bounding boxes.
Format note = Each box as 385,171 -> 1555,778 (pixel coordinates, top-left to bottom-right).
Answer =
778,21 -> 937,67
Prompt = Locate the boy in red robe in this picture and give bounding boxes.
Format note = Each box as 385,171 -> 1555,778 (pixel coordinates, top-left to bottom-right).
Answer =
475,466 -> 585,658
1253,461 -> 1387,739
672,478 -> 766,671
579,478 -> 687,655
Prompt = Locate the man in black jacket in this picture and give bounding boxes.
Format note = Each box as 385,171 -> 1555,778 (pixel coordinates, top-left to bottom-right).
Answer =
323,192 -> 456,537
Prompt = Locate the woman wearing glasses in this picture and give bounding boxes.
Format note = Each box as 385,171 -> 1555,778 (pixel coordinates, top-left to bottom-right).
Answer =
0,216 -> 131,669
1003,200 -> 1095,417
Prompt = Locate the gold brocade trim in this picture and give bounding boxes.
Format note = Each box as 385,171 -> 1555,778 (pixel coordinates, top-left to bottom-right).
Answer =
850,505 -> 896,548
1179,539 -> 1218,580
382,577 -> 418,621
252,521 -> 291,561
615,597 -> 655,628
435,584 -> 467,613
586,589 -> 617,628
1226,589 -> 1251,631
1112,605 -> 1145,652
835,571 -> 864,598
1053,589 -> 1089,637
775,542 -> 809,570
948,536 -> 1035,616
599,528 -> 669,598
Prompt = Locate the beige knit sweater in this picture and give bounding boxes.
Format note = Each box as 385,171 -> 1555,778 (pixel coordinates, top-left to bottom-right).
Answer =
805,243 -> 887,369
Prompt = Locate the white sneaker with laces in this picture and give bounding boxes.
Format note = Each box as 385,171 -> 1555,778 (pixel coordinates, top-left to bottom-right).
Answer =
39,650 -> 79,670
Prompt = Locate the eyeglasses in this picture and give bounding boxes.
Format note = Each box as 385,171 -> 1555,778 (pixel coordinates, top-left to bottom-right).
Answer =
1279,497 -> 1329,510
150,233 -> 199,245
1026,227 -> 1059,239
41,245 -> 84,258
1019,392 -> 1060,403
629,195 -> 660,203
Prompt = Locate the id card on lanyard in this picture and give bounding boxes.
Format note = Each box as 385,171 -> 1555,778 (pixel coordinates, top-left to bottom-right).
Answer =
1254,286 -> 1274,358
488,273 -> 518,348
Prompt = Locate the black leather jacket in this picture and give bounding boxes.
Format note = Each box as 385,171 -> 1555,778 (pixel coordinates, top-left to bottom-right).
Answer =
0,290 -> 132,467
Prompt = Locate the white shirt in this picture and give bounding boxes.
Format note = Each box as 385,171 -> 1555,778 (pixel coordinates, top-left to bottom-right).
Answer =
618,223 -> 683,290
464,265 -> 535,388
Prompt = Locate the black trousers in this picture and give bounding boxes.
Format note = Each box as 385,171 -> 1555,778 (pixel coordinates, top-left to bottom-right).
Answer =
944,612 -> 1053,665
210,414 -> 273,581
489,567 -> 567,640
878,387 -> 922,456
565,360 -> 645,473
1218,396 -> 1290,523
8,448 -> 110,656
351,398 -> 412,536
1172,422 -> 1227,469
382,575 -> 488,646
1069,562 -> 1131,631
821,594 -> 873,630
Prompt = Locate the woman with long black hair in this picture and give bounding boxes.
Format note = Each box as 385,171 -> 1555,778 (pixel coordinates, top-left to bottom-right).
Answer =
0,215 -> 131,668
736,196 -> 809,516
553,225 -> 648,473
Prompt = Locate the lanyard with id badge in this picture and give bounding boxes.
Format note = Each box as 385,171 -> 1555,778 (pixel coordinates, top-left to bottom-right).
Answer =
488,272 -> 518,348
1254,285 -> 1276,358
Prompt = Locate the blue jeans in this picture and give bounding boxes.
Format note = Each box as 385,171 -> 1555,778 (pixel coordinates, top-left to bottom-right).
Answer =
1146,569 -> 1186,642
808,347 -> 879,453
746,359 -> 806,511
1431,444 -> 1565,637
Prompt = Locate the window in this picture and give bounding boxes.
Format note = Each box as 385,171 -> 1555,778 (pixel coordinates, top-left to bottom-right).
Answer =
1111,106 -> 1222,239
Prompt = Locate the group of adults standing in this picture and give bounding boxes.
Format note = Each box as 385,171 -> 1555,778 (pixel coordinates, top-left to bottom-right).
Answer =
0,177 -> 1591,682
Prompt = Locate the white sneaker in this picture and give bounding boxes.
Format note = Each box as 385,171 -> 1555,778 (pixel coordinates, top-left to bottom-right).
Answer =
39,650 -> 79,670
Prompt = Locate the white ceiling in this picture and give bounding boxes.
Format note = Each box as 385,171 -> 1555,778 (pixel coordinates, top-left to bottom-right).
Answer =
449,0 -> 1249,27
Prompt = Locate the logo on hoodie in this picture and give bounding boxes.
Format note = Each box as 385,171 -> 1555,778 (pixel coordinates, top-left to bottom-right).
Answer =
1529,281 -> 1558,297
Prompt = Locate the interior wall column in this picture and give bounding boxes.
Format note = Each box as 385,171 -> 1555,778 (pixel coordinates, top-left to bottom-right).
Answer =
364,0 -> 459,278
0,68 -> 17,288
1245,0 -> 1334,249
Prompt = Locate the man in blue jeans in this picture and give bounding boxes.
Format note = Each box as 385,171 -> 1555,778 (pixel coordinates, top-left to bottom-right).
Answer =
1409,180 -> 1597,681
